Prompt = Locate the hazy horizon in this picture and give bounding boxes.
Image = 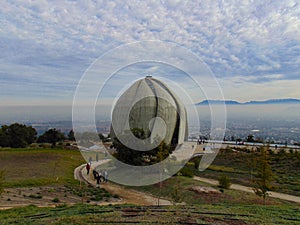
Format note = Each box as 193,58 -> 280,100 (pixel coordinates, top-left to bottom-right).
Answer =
1,103 -> 300,124
1,104 -> 299,144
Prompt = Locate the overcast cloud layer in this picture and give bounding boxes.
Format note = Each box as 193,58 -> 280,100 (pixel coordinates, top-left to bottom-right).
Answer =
0,0 -> 299,105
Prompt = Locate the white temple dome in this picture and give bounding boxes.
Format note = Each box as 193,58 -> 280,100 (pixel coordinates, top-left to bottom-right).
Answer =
110,76 -> 188,146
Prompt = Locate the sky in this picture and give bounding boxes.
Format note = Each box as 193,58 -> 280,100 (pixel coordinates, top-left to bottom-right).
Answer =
0,0 -> 300,107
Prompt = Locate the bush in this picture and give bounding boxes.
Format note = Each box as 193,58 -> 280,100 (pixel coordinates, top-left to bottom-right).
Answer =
28,194 -> 42,199
171,186 -> 182,203
179,166 -> 194,177
218,175 -> 231,189
190,157 -> 201,169
52,197 -> 60,203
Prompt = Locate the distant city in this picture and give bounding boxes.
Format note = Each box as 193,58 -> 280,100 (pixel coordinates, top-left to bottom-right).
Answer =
24,117 -> 300,146
1,101 -> 300,145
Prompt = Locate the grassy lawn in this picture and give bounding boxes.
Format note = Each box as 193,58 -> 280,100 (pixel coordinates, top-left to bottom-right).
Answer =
0,203 -> 299,224
0,148 -> 85,187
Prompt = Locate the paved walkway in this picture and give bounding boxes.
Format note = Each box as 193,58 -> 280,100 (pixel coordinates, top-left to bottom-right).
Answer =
193,176 -> 300,203
74,160 -> 173,206
75,160 -> 300,204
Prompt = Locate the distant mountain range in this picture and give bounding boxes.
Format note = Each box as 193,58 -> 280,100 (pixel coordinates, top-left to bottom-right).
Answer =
196,98 -> 300,105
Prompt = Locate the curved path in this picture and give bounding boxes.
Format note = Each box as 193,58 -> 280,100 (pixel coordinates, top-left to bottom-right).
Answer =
75,160 -> 300,204
193,176 -> 300,203
74,160 -> 172,206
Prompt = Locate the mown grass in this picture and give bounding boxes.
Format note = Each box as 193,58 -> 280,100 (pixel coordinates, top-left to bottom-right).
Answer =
0,148 -> 85,188
0,203 -> 299,224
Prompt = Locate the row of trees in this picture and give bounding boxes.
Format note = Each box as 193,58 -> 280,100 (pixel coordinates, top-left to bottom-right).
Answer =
0,123 -> 76,148
0,123 -> 113,148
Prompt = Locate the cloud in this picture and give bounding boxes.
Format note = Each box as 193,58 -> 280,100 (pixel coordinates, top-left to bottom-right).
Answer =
0,0 -> 299,104
221,77 -> 300,102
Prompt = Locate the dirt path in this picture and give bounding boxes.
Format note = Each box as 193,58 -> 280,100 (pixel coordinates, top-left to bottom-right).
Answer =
74,162 -> 172,206
193,176 -> 300,203
100,182 -> 171,206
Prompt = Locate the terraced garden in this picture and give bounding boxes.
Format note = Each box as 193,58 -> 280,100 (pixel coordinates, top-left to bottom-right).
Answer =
0,203 -> 299,224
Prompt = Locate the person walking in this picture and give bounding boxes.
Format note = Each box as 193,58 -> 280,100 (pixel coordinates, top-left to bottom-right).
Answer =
103,170 -> 108,183
95,172 -> 101,188
98,170 -> 103,183
86,163 -> 91,175
92,169 -> 98,180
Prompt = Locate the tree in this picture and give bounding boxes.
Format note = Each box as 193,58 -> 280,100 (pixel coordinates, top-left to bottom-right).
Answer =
112,128 -> 146,166
218,174 -> 231,189
253,146 -> 274,205
67,130 -> 75,141
247,134 -> 254,142
38,128 -> 65,147
155,141 -> 172,163
171,183 -> 182,204
0,128 -> 10,147
0,123 -> 37,148
236,137 -> 242,144
112,128 -> 173,166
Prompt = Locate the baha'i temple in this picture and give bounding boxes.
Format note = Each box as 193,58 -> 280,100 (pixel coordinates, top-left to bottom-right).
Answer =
110,76 -> 188,148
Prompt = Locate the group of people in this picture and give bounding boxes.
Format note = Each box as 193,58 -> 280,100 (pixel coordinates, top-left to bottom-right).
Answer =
93,169 -> 108,187
85,163 -> 109,188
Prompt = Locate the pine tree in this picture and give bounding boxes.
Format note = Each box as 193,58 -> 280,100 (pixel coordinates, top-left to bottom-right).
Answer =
253,146 -> 273,205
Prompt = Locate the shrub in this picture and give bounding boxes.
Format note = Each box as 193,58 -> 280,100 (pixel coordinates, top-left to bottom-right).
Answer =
28,194 -> 42,199
171,185 -> 182,203
179,166 -> 194,177
52,197 -> 60,203
218,175 -> 231,189
190,157 -> 201,169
